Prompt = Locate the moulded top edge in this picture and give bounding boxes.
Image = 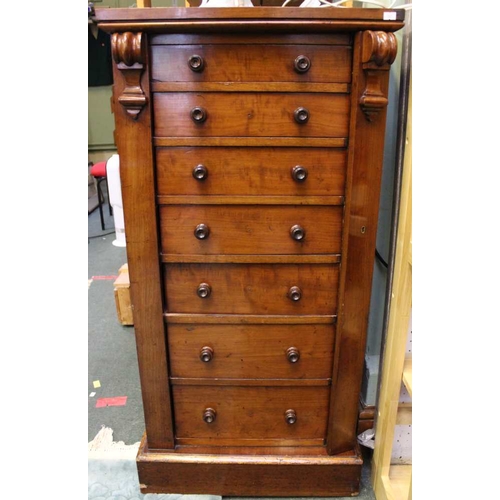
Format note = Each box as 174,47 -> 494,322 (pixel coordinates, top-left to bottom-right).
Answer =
94,6 -> 405,25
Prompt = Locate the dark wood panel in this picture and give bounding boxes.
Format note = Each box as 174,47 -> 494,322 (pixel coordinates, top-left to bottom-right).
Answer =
167,324 -> 335,379
164,263 -> 339,315
151,44 -> 352,83
153,137 -> 348,147
150,33 -> 352,46
159,205 -> 343,255
153,93 -> 350,138
161,254 -> 341,264
155,147 -> 347,197
170,378 -> 330,387
172,385 -> 330,441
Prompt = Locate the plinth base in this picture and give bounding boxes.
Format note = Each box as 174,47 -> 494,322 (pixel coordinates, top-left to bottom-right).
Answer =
137,434 -> 363,497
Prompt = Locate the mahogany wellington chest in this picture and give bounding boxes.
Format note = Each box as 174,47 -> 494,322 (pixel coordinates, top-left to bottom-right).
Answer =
95,7 -> 404,496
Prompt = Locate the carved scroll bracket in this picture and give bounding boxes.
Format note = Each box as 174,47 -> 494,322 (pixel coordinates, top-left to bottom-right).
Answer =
111,32 -> 147,120
359,31 -> 397,122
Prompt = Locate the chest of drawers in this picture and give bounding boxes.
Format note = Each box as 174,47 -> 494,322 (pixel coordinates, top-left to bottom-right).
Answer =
96,7 -> 404,496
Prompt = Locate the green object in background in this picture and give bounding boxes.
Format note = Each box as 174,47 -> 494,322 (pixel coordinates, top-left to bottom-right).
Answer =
88,85 -> 115,151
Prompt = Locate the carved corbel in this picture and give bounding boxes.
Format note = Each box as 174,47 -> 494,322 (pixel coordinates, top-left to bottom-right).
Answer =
359,31 -> 397,122
111,32 -> 147,120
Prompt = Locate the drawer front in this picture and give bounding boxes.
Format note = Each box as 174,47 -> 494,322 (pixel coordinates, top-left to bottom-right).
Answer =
151,44 -> 352,83
156,147 -> 347,196
153,93 -> 350,138
164,263 -> 339,315
173,385 -> 330,441
160,205 -> 343,255
168,324 -> 335,380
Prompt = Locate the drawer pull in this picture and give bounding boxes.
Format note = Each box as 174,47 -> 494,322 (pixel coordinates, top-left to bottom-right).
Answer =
287,286 -> 302,302
285,409 -> 297,425
191,107 -> 207,123
286,347 -> 300,363
290,224 -> 306,241
188,54 -> 205,73
294,107 -> 309,124
294,55 -> 311,74
199,346 -> 214,363
291,165 -> 308,182
203,407 -> 216,424
197,283 -> 212,299
192,164 -> 208,181
194,223 -> 210,240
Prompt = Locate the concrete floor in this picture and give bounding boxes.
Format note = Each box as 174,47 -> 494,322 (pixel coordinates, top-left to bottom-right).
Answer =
88,197 -> 376,499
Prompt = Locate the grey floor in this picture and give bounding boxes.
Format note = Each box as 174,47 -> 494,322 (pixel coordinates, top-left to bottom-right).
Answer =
88,196 -> 376,499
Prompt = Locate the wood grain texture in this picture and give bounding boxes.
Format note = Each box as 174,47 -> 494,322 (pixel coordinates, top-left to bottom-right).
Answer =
137,435 -> 362,496
111,33 -> 174,450
153,92 -> 350,138
165,313 -> 335,324
170,378 -> 331,387
155,147 -> 347,197
167,324 -> 335,380
159,205 -> 343,255
157,196 -> 345,206
151,44 -> 352,83
160,254 -> 341,264
150,33 -> 352,46
172,385 -> 330,442
327,31 -> 394,455
164,263 -> 339,315
153,137 -> 348,147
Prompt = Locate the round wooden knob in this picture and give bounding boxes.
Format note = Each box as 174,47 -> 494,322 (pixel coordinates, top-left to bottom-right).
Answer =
191,107 -> 207,123
294,107 -> 309,124
286,347 -> 300,363
197,283 -> 211,299
194,223 -> 210,240
188,54 -> 205,72
200,346 -> 214,363
285,409 -> 297,425
290,225 -> 305,241
193,164 -> 208,181
203,408 -> 216,424
294,55 -> 311,73
291,165 -> 308,182
287,286 -> 302,302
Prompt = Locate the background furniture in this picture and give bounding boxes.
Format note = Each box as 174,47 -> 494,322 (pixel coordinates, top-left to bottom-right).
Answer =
90,160 -> 112,230
96,7 -> 404,496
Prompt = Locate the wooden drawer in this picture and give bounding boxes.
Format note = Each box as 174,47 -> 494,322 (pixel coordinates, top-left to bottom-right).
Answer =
172,385 -> 330,444
153,93 -> 350,138
164,263 -> 339,315
156,147 -> 347,197
168,324 -> 335,380
160,205 -> 343,256
151,44 -> 352,83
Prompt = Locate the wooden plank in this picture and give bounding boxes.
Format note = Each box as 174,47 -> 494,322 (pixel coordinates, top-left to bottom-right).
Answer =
111,33 -> 174,449
157,195 -> 345,206
327,30 -> 394,454
390,465 -> 412,500
160,254 -> 342,264
137,0 -> 152,7
402,357 -> 412,397
170,378 -> 331,387
165,313 -> 336,325
152,82 -> 351,93
153,137 -> 347,147
372,80 -> 412,496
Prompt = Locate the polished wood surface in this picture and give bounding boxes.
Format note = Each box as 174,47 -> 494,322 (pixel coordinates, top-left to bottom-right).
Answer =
111,33 -> 174,449
167,324 -> 335,379
156,147 -> 347,196
152,44 -> 352,83
160,205 -> 343,255
137,435 -> 362,496
172,385 -> 330,442
96,7 -> 403,495
153,93 -> 350,138
164,263 -> 339,315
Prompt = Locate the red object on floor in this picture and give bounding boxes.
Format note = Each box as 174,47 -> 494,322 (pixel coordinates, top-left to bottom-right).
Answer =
90,161 -> 107,177
95,396 -> 128,408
